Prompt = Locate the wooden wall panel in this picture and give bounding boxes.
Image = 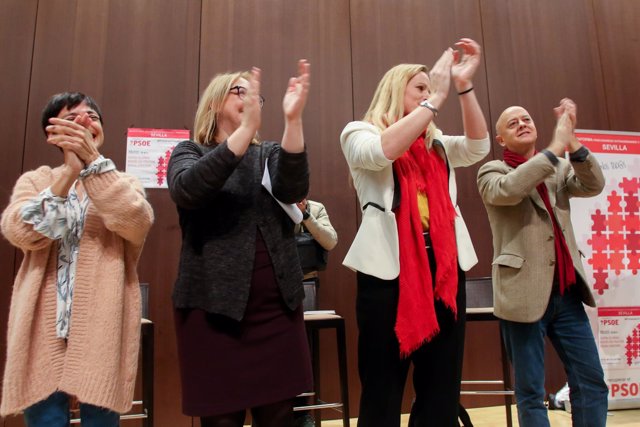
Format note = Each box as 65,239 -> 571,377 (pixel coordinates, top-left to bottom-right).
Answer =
13,1 -> 201,426
480,0 -> 607,397
349,0 -> 499,409
481,0 -> 608,151
350,0 -> 494,278
200,0 -> 358,418
1,0 -> 637,424
0,1 -> 38,426
593,0 -> 640,132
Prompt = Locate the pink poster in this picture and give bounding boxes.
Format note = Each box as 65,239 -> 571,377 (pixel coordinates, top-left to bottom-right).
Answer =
571,130 -> 640,409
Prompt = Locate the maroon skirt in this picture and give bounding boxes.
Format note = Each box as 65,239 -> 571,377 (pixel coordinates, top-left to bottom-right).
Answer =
174,232 -> 312,417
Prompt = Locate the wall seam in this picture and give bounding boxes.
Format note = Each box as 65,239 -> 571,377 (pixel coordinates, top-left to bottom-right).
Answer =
590,0 -> 611,130
197,0 -> 204,106
477,0 -> 495,160
347,0 -> 361,227
14,0 -> 41,278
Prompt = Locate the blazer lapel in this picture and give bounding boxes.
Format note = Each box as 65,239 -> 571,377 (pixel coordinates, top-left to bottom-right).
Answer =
530,188 -> 547,211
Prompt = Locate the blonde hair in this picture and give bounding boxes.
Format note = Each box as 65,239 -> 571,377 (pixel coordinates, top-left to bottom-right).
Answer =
364,63 -> 436,140
193,71 -> 259,145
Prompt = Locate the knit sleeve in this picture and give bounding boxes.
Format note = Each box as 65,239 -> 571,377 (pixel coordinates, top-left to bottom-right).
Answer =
81,170 -> 154,245
1,168 -> 57,251
167,140 -> 243,209
267,142 -> 309,204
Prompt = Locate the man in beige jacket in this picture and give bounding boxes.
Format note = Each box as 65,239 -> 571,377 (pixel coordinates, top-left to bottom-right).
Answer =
477,99 -> 608,427
293,198 -> 337,427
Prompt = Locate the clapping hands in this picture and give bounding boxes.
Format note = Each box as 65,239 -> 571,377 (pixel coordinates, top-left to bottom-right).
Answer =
452,38 -> 481,92
283,59 -> 311,122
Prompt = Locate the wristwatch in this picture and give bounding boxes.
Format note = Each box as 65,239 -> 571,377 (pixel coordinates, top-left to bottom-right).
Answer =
419,99 -> 439,117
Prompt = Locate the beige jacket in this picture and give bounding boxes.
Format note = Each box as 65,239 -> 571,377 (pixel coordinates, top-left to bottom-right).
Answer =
340,121 -> 490,280
0,166 -> 153,415
477,152 -> 604,322
295,200 -> 338,251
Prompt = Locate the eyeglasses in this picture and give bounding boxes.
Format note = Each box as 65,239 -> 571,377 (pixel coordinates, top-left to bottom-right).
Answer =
62,112 -> 101,122
229,86 -> 265,108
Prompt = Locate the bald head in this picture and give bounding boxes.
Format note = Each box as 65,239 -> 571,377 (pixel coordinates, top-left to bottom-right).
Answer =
495,106 -> 537,155
496,106 -> 530,135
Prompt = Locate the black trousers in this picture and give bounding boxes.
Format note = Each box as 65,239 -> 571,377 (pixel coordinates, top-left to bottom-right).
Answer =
355,248 -> 466,427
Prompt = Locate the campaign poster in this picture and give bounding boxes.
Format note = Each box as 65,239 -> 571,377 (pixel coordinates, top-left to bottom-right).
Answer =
125,128 -> 190,188
570,130 -> 640,409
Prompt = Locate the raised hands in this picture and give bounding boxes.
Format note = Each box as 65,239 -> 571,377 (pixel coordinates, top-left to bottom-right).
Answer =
452,38 -> 481,92
428,48 -> 454,107
47,113 -> 102,173
241,67 -> 263,133
280,60 -> 310,153
553,98 -> 582,152
283,59 -> 311,122
554,98 -> 577,128
549,98 -> 580,155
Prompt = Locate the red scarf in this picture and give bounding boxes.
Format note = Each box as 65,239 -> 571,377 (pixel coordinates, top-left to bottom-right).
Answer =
393,136 -> 458,357
503,149 -> 576,294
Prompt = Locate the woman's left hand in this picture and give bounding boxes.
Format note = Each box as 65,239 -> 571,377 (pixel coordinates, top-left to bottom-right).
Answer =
452,38 -> 481,92
47,114 -> 100,166
282,59 -> 311,121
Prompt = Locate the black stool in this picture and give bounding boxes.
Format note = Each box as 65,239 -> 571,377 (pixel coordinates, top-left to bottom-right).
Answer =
461,277 -> 513,427
295,313 -> 350,427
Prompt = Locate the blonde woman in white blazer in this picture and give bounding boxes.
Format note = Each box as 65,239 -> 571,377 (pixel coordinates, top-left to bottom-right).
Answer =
340,38 -> 489,427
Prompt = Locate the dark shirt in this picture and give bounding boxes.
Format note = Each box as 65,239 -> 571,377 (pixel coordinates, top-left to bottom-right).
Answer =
167,140 -> 309,320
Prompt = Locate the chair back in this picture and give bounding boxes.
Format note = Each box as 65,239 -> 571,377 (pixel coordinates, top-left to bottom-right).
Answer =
465,276 -> 493,309
140,282 -> 149,319
302,278 -> 318,312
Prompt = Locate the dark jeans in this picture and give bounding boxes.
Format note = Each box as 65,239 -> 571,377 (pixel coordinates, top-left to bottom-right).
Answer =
355,248 -> 466,427
501,288 -> 608,427
23,391 -> 120,427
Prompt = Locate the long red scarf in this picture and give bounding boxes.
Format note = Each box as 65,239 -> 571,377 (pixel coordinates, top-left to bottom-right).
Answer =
393,136 -> 458,357
503,149 -> 576,293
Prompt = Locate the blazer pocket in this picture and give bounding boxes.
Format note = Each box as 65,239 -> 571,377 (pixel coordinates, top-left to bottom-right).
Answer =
343,207 -> 399,280
492,253 -> 525,269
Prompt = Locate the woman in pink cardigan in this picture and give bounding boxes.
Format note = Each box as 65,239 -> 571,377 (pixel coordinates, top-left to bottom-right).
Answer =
0,92 -> 154,426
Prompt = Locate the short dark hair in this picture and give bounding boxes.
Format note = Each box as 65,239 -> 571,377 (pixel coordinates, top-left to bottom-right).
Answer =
41,92 -> 103,136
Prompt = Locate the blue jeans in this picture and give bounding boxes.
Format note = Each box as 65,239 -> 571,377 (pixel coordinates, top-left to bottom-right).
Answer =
501,290 -> 608,427
23,391 -> 120,427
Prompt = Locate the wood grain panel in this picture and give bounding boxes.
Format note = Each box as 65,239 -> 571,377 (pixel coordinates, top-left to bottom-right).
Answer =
3,0 -> 637,424
481,0 -> 608,151
349,0 -> 496,410
350,0 -> 494,278
200,0 -> 357,420
593,0 -> 640,132
480,0 -> 607,400
15,1 -> 201,425
0,1 -> 37,426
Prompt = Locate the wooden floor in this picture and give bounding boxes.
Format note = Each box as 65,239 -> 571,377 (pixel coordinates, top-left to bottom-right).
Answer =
319,405 -> 640,426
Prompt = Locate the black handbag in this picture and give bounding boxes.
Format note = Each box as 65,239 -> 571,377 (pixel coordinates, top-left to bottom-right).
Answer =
295,232 -> 328,274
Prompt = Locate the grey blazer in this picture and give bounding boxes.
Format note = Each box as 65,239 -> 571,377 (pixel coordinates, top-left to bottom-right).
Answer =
477,152 -> 605,322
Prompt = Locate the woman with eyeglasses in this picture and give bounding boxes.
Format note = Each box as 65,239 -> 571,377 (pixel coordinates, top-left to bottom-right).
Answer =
340,39 -> 490,426
0,92 -> 154,426
167,60 -> 312,427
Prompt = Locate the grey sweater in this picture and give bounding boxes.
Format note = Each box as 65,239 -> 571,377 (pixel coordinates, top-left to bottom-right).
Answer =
167,140 -> 309,320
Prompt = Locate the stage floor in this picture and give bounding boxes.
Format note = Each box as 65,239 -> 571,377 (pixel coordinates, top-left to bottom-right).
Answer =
319,405 -> 640,426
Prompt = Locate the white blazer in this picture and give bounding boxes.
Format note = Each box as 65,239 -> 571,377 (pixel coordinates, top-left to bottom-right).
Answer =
340,121 -> 490,280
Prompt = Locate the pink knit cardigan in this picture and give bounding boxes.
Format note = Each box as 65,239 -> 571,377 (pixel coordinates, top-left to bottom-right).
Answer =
0,165 -> 153,416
